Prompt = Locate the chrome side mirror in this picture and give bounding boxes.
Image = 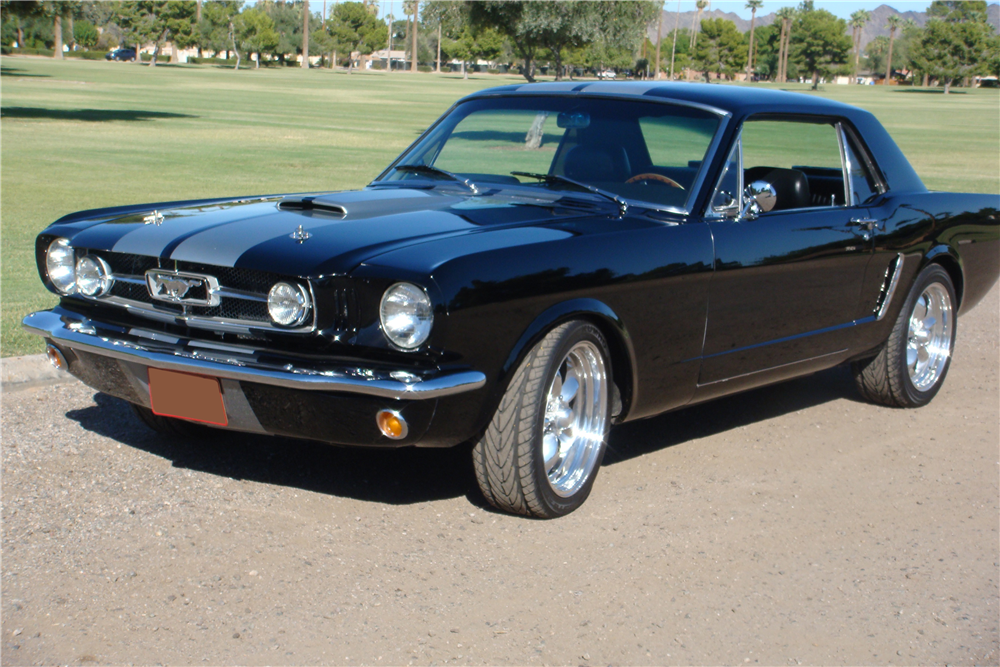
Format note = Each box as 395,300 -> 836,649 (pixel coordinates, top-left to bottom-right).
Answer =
739,180 -> 777,220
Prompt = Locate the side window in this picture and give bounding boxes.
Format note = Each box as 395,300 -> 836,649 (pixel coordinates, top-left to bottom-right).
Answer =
741,119 -> 846,210
843,132 -> 880,205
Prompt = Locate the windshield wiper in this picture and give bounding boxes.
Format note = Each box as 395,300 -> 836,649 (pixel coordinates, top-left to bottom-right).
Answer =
390,165 -> 479,194
511,171 -> 627,217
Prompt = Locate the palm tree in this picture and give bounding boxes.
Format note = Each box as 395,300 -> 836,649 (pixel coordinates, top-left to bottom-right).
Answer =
745,0 -> 763,80
884,14 -> 901,84
654,1 -> 664,78
849,9 -> 870,83
690,0 -> 709,51
775,6 -> 794,82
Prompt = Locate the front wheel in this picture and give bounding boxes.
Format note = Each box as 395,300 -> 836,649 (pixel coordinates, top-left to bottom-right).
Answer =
852,263 -> 957,408
472,320 -> 612,518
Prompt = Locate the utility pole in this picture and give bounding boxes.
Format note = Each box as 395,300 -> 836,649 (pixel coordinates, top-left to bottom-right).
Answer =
669,0 -> 681,79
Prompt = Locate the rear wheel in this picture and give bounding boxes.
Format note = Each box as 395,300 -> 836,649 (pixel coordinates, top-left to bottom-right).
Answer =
473,320 -> 612,518
130,403 -> 213,439
852,264 -> 957,408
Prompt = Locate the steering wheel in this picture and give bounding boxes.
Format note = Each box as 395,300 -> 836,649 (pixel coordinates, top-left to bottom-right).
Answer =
625,173 -> 685,189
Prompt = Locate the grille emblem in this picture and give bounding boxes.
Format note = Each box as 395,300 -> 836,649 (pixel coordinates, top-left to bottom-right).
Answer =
145,270 -> 221,307
143,210 -> 165,226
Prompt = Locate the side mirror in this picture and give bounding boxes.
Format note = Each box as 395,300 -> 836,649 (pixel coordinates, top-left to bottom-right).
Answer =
739,180 -> 777,220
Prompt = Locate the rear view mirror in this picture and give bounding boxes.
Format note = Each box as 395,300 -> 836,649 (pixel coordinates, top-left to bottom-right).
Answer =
557,112 -> 590,129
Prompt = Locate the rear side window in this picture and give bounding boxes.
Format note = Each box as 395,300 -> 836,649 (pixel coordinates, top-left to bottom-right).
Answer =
843,133 -> 880,205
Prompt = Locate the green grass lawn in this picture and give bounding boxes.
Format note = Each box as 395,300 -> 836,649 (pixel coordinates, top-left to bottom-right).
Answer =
2,57 -> 998,357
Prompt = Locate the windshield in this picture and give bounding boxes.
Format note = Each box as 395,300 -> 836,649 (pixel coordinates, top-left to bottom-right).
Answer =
377,96 -> 723,212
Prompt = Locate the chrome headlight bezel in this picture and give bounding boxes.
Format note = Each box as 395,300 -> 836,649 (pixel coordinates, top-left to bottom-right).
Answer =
267,281 -> 312,327
379,282 -> 434,350
75,255 -> 114,297
45,237 -> 76,295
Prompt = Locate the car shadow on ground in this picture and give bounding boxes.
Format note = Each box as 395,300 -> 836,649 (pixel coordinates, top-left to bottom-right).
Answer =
66,392 -> 476,506
0,107 -> 197,122
604,365 -> 859,465
64,365 -> 859,510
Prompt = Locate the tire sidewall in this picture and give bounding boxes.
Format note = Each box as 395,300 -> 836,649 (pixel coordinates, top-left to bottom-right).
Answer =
528,322 -> 613,517
894,265 -> 957,407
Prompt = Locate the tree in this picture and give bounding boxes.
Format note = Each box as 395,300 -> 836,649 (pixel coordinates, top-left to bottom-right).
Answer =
300,0 -> 309,67
927,1 -> 989,23
912,17 -> 994,93
884,14 -> 901,82
789,4 -> 850,89
73,19 -> 99,48
468,0 -> 656,83
118,1 -> 197,66
689,0 -> 706,51
775,6 -> 794,82
849,8 -> 870,82
693,17 -> 746,81
198,0 -> 242,58
745,0 -> 763,79
236,7 -> 279,67
329,1 -> 387,72
864,35 -> 889,75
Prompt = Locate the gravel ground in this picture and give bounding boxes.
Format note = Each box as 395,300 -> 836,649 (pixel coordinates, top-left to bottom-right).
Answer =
2,286 -> 997,666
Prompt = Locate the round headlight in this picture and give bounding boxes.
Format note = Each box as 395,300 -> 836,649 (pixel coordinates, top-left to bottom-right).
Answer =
45,238 -> 76,295
75,255 -> 114,297
380,282 -> 433,349
267,282 -> 311,327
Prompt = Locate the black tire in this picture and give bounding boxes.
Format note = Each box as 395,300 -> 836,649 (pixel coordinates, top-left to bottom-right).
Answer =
472,320 -> 613,518
852,264 -> 957,408
130,403 -> 214,438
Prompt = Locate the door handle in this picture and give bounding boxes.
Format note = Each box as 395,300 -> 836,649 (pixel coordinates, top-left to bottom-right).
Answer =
849,217 -> 878,231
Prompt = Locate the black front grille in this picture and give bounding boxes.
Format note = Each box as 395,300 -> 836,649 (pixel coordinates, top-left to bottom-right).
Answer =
87,250 -> 332,329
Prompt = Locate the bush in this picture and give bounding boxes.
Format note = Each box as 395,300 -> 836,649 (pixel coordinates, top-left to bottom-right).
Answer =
417,65 -> 432,73
66,50 -> 108,60
4,47 -> 55,57
187,56 -> 232,65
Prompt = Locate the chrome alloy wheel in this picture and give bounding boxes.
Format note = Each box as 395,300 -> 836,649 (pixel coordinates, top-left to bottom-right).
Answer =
541,340 -> 608,497
906,282 -> 952,392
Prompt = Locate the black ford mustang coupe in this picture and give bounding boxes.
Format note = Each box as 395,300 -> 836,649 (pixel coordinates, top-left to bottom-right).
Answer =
24,83 -> 999,518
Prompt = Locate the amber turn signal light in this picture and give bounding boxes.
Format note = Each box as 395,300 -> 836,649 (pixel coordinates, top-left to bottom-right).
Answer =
46,344 -> 68,371
376,409 -> 408,440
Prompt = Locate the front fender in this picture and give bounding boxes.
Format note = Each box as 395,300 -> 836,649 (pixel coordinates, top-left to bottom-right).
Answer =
500,298 -> 638,423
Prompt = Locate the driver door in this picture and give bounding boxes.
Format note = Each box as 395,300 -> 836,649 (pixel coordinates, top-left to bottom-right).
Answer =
698,116 -> 878,389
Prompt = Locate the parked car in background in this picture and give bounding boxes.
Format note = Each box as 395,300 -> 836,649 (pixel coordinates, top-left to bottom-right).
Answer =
105,48 -> 136,62
597,69 -> 617,80
24,83 -> 1000,518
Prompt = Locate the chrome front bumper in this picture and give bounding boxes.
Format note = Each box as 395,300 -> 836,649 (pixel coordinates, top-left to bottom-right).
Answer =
22,308 -> 486,400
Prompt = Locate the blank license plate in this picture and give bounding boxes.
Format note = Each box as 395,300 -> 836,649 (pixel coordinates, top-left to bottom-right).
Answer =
148,368 -> 228,426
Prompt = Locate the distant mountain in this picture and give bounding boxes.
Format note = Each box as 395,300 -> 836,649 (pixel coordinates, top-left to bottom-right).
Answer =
649,4 -> 1000,50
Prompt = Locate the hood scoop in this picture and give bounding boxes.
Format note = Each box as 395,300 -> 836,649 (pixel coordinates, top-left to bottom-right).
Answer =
278,196 -> 347,218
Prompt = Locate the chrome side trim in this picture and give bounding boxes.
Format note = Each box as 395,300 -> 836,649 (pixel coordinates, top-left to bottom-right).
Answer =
876,253 -> 905,321
22,308 -> 486,400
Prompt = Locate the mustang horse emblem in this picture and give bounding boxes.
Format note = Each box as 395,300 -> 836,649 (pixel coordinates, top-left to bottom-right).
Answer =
144,270 -> 217,306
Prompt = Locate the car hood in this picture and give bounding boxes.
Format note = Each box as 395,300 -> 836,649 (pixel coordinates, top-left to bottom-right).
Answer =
49,187 -> 606,277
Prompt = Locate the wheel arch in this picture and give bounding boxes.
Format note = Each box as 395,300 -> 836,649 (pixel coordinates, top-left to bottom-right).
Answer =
499,298 -> 638,424
922,244 -> 965,310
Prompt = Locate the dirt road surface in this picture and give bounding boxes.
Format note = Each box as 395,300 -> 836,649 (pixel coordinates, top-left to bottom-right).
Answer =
3,287 -> 997,666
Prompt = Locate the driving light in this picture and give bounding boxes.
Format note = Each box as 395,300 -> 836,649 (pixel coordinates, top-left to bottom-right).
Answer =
75,255 -> 114,297
376,409 -> 408,439
45,238 -> 76,295
380,282 -> 433,349
267,281 -> 311,326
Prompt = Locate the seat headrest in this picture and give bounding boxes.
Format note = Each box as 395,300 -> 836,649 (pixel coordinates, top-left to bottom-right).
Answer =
563,145 -> 631,182
744,167 -> 811,211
